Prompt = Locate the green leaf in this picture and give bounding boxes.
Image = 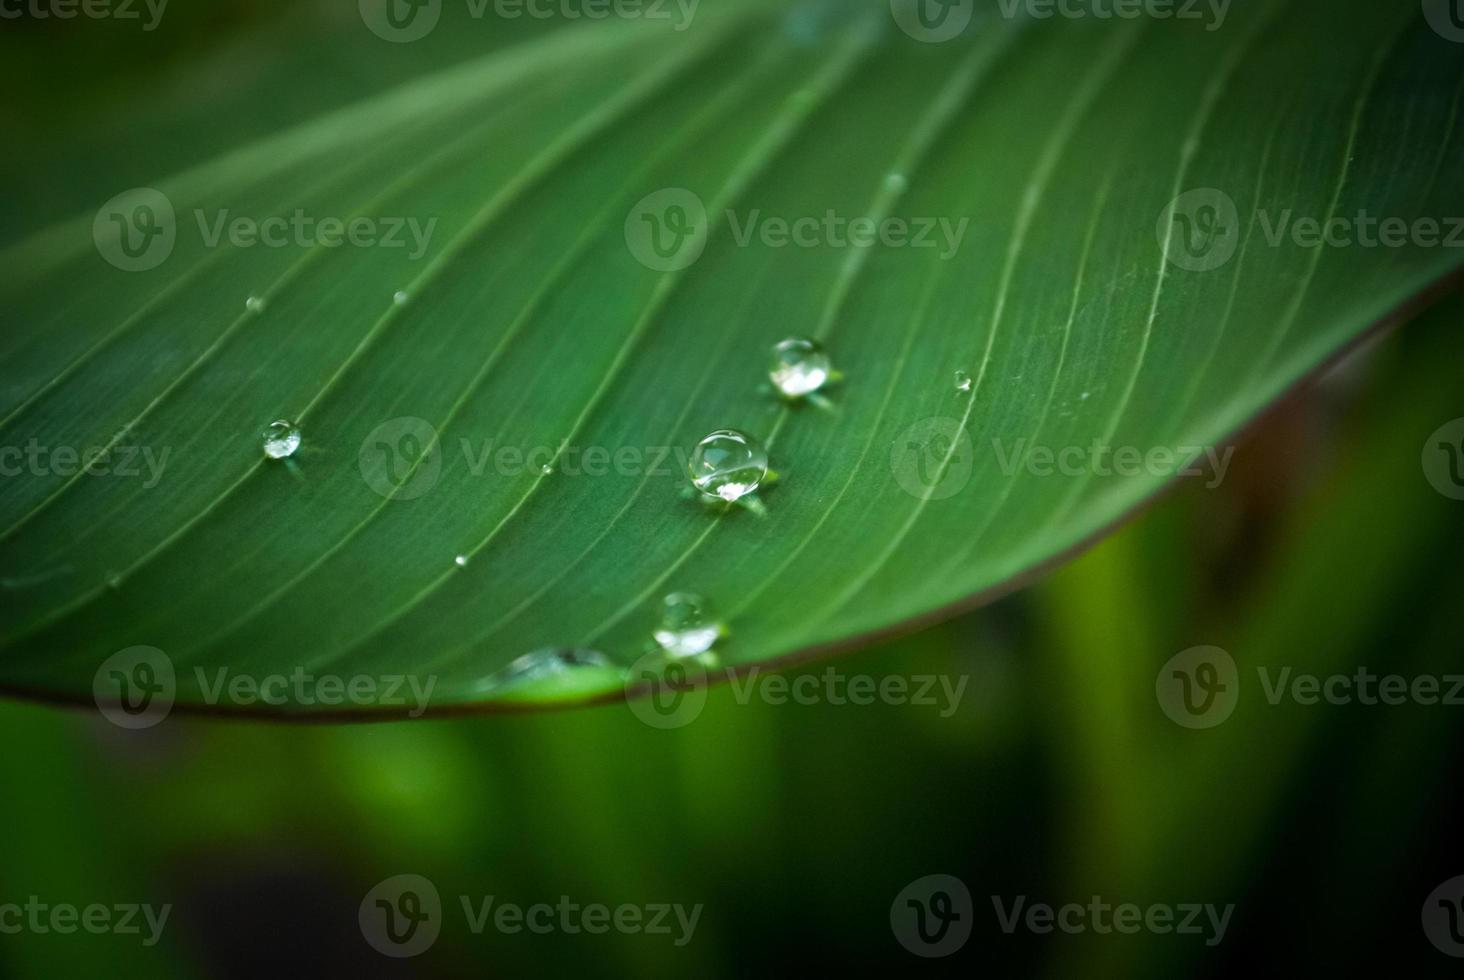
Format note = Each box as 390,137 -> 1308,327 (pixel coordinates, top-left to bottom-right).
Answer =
2,0 -> 1461,715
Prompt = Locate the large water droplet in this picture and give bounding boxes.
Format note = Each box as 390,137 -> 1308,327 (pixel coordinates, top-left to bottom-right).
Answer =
486,648 -> 613,692
688,429 -> 767,503
245,295 -> 266,314
262,419 -> 302,459
653,592 -> 722,657
955,369 -> 973,393
769,336 -> 832,398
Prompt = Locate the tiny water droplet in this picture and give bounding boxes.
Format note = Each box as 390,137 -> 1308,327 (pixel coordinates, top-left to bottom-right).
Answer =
955,369 -> 973,393
1079,391 -> 1091,401
688,429 -> 768,503
262,419 -> 302,459
653,592 -> 722,657
393,290 -> 410,306
884,172 -> 908,193
539,463 -> 553,476
105,571 -> 123,590
769,336 -> 832,398
245,295 -> 266,313
454,554 -> 468,568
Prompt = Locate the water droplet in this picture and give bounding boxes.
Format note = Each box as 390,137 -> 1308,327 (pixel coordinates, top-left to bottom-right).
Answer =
245,295 -> 266,314
454,554 -> 468,568
1079,391 -> 1091,401
486,648 -> 613,691
393,290 -> 410,306
105,571 -> 123,590
884,172 -> 908,193
262,419 -> 302,459
653,592 -> 722,657
687,429 -> 768,503
955,369 -> 973,393
539,463 -> 553,476
769,336 -> 832,398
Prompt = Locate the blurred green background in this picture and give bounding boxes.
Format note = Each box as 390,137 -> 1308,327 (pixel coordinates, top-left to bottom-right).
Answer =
4,1 -> 1464,976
